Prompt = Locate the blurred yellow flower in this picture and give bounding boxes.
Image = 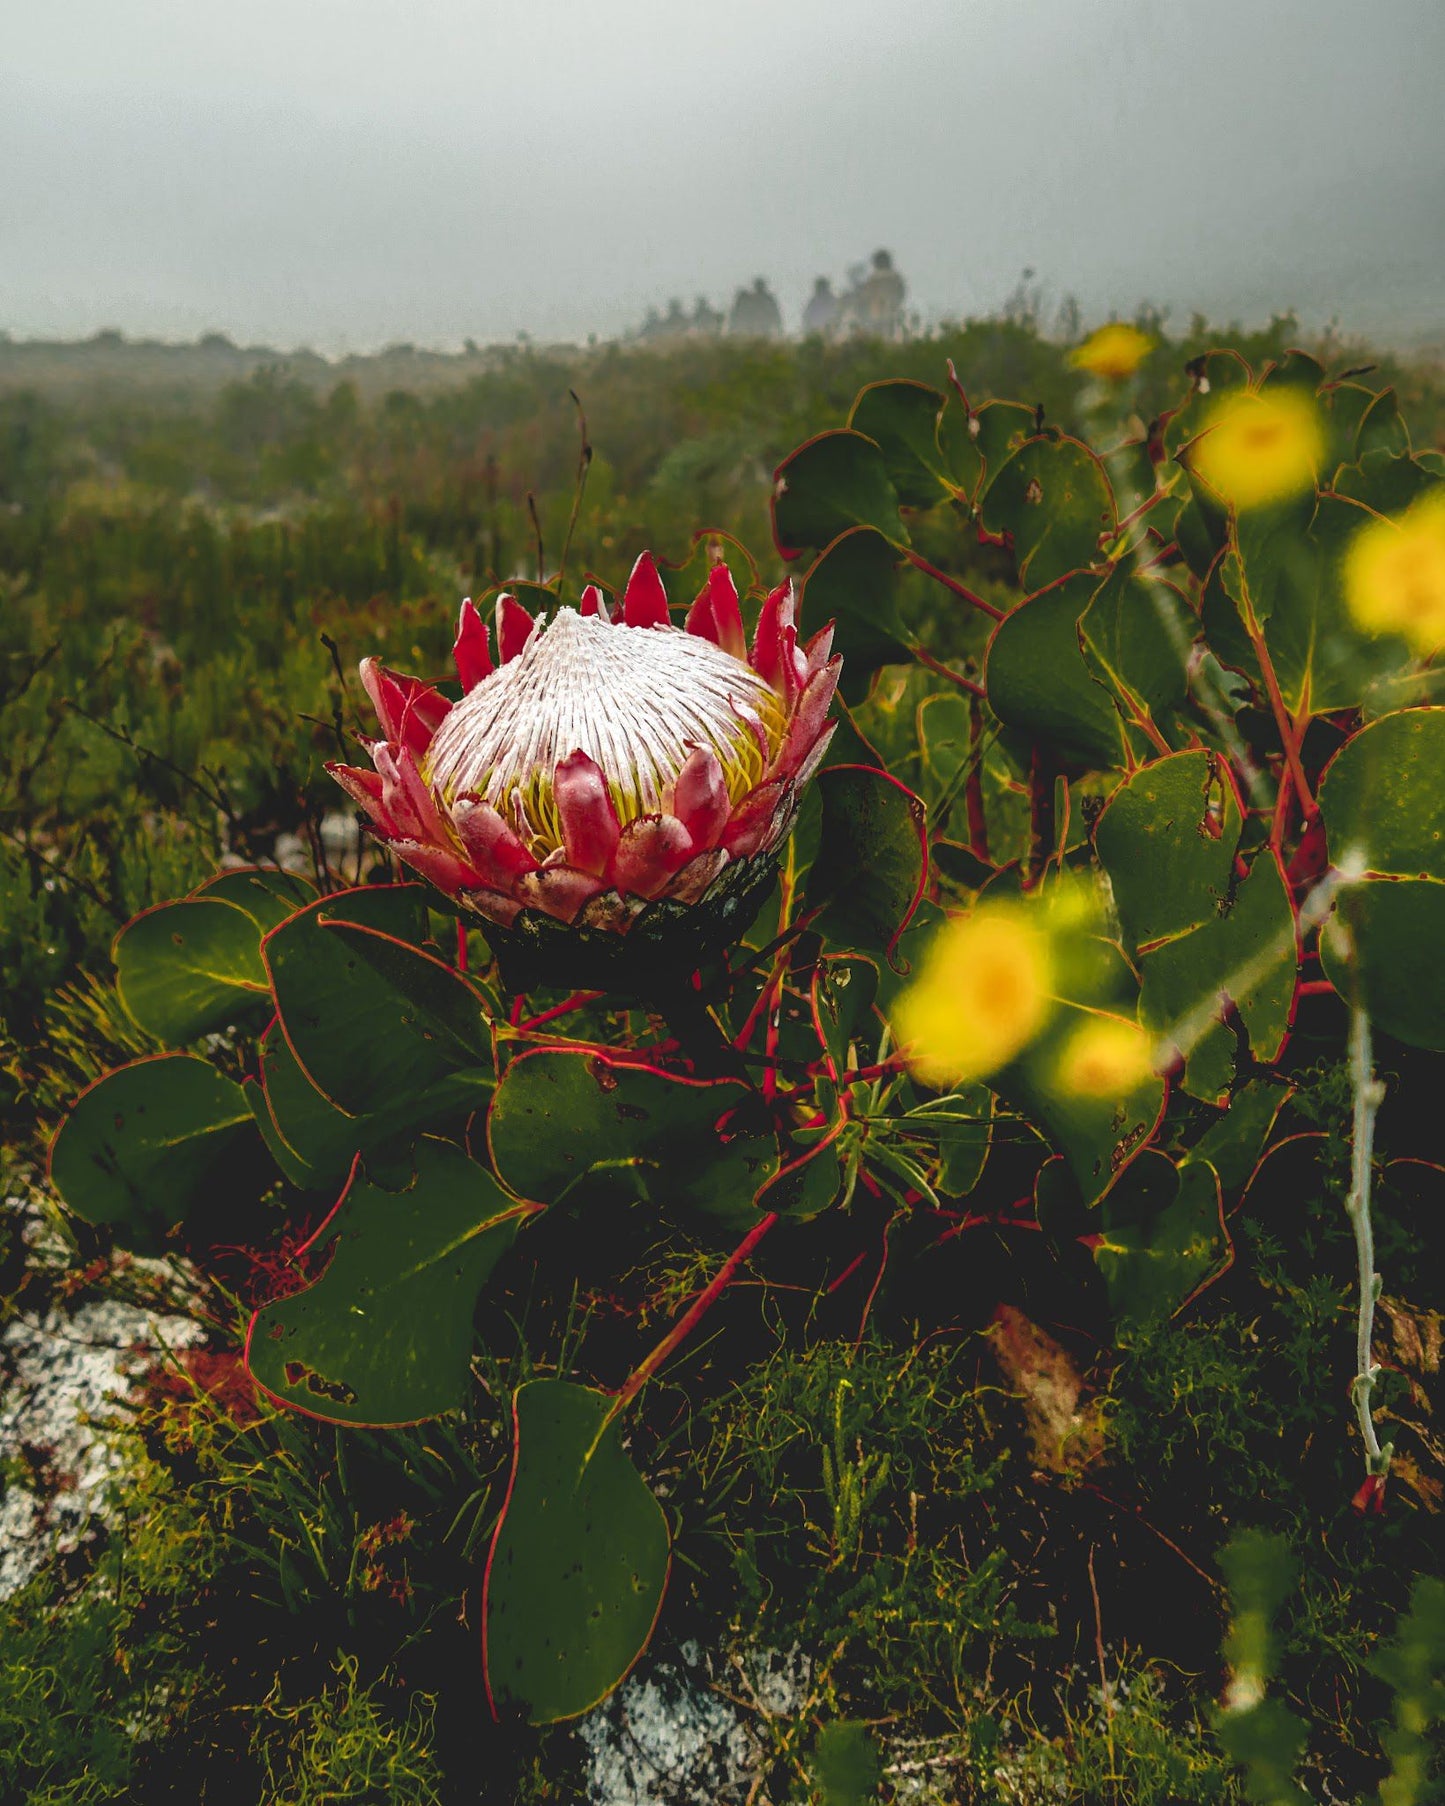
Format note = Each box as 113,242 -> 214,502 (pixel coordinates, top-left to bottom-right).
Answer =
893,905 -> 1053,1086
1344,491 -> 1445,655
1189,388 -> 1324,512
1052,1016 -> 1155,1099
1068,322 -> 1154,382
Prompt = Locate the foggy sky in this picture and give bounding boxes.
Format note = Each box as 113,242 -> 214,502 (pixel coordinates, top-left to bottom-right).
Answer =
3,0 -> 1443,351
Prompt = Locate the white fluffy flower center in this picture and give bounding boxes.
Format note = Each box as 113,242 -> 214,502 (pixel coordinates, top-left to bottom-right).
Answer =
423,608 -> 783,840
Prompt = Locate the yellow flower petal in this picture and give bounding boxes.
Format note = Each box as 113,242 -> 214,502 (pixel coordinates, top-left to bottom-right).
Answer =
1068,322 -> 1154,382
1052,1016 -> 1155,1100
1189,388 -> 1324,512
893,905 -> 1053,1086
1344,491 -> 1445,656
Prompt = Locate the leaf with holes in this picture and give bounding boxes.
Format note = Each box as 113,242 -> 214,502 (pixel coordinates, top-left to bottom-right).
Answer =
936,395 -> 1037,501
483,1378 -> 670,1723
756,1126 -> 846,1220
810,954 -> 882,1080
981,435 -> 1116,589
246,1139 -> 527,1426
1094,750 -> 1243,952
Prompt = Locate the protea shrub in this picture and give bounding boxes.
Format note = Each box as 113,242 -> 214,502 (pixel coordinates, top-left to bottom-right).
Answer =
329,554 -> 841,989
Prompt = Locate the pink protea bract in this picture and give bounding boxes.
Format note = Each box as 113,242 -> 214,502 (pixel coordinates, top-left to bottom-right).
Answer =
329,554 -> 840,983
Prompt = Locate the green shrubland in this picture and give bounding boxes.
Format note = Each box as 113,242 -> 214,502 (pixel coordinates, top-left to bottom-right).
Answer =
2,316 -> 1443,1803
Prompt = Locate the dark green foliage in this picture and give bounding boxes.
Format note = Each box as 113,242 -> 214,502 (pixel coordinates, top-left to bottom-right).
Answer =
7,317 -> 1445,1802
248,1140 -> 528,1426
810,1721 -> 882,1805
483,1378 -> 671,1724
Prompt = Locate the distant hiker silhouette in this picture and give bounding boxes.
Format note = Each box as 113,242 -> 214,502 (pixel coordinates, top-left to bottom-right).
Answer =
840,250 -> 906,338
802,277 -> 840,338
728,278 -> 783,338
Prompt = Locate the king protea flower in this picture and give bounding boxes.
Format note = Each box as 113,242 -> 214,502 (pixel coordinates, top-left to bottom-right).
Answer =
330,554 -> 840,979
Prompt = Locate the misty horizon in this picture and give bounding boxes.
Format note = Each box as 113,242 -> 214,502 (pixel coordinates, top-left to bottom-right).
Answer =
5,0 -> 1444,355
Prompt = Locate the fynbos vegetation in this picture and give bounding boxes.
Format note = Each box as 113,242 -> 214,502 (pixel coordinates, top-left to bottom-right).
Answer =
3,321 -> 1444,1801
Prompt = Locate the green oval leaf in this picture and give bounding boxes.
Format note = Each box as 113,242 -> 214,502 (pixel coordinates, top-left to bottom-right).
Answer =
802,764 -> 927,956
264,884 -> 489,1118
800,526 -> 912,699
997,987 -> 1165,1207
194,865 -> 316,932
248,1021 -> 491,1191
1226,492 -> 1412,713
1079,563 -> 1196,735
1095,750 -> 1242,952
1140,850 -> 1298,1104
772,429 -> 907,560
985,572 -> 1123,769
1094,1151 -> 1230,1336
114,896 -> 271,1046
1322,879 -> 1445,1051
487,1048 -> 772,1218
1318,707 -> 1445,879
847,379 -> 949,509
49,1053 -> 262,1247
811,1721 -> 884,1806
483,1378 -> 670,1723
1355,388 -> 1411,461
936,396 -> 1037,502
980,435 -> 1116,590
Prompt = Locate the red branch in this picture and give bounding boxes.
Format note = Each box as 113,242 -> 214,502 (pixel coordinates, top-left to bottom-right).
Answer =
913,646 -> 986,696
903,548 -> 1004,620
966,695 -> 991,861
607,1212 -> 779,1420
517,989 -> 605,1033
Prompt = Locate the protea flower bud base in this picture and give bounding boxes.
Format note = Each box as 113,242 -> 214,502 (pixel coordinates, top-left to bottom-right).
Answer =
473,846 -> 781,997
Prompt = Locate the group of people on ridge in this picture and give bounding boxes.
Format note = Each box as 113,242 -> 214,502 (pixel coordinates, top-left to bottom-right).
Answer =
634,250 -> 908,344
